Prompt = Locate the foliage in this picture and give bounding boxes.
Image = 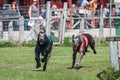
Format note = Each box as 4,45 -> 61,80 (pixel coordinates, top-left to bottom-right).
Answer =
0,37 -> 109,47
22,40 -> 36,47
94,37 -> 109,47
100,68 -> 120,80
0,41 -> 18,47
61,37 -> 72,47
61,37 -> 109,47
51,35 -> 58,42
100,38 -> 109,46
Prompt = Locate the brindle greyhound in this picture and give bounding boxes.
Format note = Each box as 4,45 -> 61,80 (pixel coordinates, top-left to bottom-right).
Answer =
71,33 -> 97,69
35,27 -> 53,71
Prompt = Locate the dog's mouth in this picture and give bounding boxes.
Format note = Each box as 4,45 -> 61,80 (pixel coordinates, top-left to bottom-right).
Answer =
73,45 -> 79,50
39,41 -> 44,45
39,37 -> 45,45
39,39 -> 45,45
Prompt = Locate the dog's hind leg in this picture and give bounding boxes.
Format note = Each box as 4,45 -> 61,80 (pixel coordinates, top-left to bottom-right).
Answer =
90,40 -> 97,54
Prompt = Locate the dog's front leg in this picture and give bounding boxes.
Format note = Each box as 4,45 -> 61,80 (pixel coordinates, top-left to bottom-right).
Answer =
35,51 -> 41,69
76,43 -> 85,66
72,51 -> 77,69
76,52 -> 84,67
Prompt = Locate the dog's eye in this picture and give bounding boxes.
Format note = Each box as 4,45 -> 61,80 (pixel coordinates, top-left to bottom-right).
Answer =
74,38 -> 79,44
74,38 -> 79,41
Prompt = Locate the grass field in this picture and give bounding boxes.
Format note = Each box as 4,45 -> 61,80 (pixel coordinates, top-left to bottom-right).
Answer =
0,46 -> 111,80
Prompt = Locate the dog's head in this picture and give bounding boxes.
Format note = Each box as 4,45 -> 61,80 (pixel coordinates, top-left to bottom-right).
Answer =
72,35 -> 82,50
38,27 -> 46,45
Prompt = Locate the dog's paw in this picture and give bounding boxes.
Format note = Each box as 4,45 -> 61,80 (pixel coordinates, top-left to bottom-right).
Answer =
41,58 -> 45,63
94,51 -> 97,54
43,67 -> 46,71
36,64 -> 41,68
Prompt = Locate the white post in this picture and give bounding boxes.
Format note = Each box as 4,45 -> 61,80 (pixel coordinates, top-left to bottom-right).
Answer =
99,5 -> 103,42
8,21 -> 13,41
46,1 -> 51,36
59,13 -> 63,44
0,21 -> 3,39
19,16 -> 24,42
110,41 -> 119,70
79,18 -> 84,34
61,2 -> 67,44
118,41 -> 120,70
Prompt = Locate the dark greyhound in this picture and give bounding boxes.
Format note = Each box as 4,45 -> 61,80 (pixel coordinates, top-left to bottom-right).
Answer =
71,33 -> 97,69
35,27 -> 53,71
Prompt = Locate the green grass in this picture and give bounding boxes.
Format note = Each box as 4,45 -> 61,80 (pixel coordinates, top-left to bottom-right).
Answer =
0,46 -> 112,80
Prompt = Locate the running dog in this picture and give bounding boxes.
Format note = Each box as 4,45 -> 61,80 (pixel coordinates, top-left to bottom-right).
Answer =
71,33 -> 97,69
34,27 -> 53,71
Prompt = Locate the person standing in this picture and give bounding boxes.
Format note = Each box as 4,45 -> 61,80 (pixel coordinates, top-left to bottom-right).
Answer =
89,0 -> 98,28
28,0 -> 39,27
21,0 -> 40,42
103,3 -> 109,28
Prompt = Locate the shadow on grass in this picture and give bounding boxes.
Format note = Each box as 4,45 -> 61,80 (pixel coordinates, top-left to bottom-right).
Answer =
32,68 -> 44,72
67,66 -> 84,70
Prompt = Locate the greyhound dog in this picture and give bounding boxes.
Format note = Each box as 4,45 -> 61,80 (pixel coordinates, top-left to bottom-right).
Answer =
34,27 -> 53,71
71,33 -> 97,69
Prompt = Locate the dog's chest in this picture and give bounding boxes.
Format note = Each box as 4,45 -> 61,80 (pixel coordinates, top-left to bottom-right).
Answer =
77,35 -> 89,51
36,43 -> 48,53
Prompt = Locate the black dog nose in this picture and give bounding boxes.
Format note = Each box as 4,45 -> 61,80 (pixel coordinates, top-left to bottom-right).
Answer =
39,38 -> 44,41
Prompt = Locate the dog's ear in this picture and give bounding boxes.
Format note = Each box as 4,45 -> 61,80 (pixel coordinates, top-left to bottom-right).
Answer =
37,33 -> 40,42
72,35 -> 74,42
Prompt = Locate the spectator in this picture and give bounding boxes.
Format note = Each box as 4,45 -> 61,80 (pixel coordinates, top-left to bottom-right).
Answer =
116,7 -> 120,16
41,4 -> 60,19
89,0 -> 98,28
11,1 -> 18,10
78,0 -> 89,8
51,4 -> 61,30
11,1 -> 19,31
51,4 -> 61,19
77,0 -> 89,17
103,3 -> 109,17
40,4 -> 60,30
27,0 -> 42,40
28,0 -> 43,27
28,0 -> 39,21
103,3 -> 110,28
22,0 -> 43,42
111,7 -> 116,16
